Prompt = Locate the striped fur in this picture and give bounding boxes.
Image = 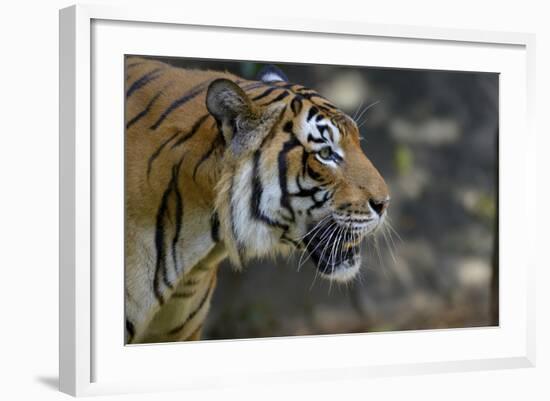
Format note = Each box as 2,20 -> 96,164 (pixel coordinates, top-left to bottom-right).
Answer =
125,57 -> 389,343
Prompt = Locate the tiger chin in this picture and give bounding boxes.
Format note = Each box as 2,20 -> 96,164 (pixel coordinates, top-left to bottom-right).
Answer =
125,57 -> 389,344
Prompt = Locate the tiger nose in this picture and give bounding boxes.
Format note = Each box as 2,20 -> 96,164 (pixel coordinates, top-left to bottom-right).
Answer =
368,197 -> 389,216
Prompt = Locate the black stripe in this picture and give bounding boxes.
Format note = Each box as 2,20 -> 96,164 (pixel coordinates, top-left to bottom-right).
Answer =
337,216 -> 377,224
301,147 -> 309,177
316,124 -> 330,142
301,92 -> 337,111
307,191 -> 333,215
281,234 -> 301,247
192,132 -> 222,180
327,125 -> 335,142
332,151 -> 343,164
229,175 -> 239,244
293,85 -> 310,93
171,114 -> 209,149
306,163 -> 324,182
213,117 -> 223,144
172,290 -> 196,299
211,212 -> 220,242
147,130 -> 180,178
307,106 -> 319,122
242,82 -> 264,90
168,277 -> 214,335
126,319 -> 135,342
290,95 -> 303,116
243,82 -> 334,110
322,102 -> 338,110
229,174 -> 244,263
251,150 -> 289,230
259,90 -> 289,106
242,82 -> 268,92
171,161 -> 184,274
292,173 -> 321,197
150,80 -> 211,130
278,82 -> 301,90
286,86 -> 335,109
301,92 -> 328,102
126,61 -> 145,70
278,135 -> 301,222
126,67 -> 164,99
152,162 -> 183,304
153,185 -> 170,305
337,202 -> 352,210
251,86 -> 279,101
316,104 -> 333,114
307,133 -> 326,144
283,120 -> 294,134
304,162 -> 328,187
126,86 -> 167,129
184,277 -> 201,286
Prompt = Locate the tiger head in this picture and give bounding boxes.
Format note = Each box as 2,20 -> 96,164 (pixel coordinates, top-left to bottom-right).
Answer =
208,66 -> 389,283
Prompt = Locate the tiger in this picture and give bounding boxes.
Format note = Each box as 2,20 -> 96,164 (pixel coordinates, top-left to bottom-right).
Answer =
125,56 -> 390,344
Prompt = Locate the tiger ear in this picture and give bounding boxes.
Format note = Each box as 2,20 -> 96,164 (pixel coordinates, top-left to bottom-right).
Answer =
206,79 -> 255,125
206,78 -> 284,158
256,65 -> 288,83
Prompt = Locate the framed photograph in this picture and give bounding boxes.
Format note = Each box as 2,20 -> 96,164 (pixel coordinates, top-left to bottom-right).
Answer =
59,4 -> 536,396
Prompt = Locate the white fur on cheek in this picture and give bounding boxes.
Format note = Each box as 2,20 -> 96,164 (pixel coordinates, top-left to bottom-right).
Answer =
231,160 -> 281,259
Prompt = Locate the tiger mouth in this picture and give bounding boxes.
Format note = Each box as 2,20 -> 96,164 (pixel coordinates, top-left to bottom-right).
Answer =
303,218 -> 361,275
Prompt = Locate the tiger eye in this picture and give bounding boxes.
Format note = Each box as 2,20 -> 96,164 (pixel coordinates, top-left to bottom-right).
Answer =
319,147 -> 332,160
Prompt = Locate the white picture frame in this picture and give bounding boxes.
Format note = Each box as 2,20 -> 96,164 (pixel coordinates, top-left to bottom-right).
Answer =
59,3 -> 536,397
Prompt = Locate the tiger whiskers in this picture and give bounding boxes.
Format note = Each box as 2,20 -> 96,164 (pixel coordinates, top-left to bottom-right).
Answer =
292,214 -> 333,242
378,215 -> 402,268
298,222 -> 339,274
353,99 -> 372,123
381,224 -> 397,266
315,224 -> 341,274
384,216 -> 403,244
335,226 -> 350,285
352,98 -> 365,120
329,226 -> 342,269
337,224 -> 349,269
327,225 -> 345,294
297,220 -> 339,272
373,230 -> 388,279
357,230 -> 370,285
283,214 -> 334,267
295,214 -> 400,291
356,100 -> 381,130
360,215 -> 402,281
303,221 -> 336,260
291,215 -> 333,265
337,224 -> 350,271
308,223 -> 341,291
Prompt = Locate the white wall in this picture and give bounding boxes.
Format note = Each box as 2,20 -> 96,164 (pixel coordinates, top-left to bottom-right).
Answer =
0,0 -> 547,399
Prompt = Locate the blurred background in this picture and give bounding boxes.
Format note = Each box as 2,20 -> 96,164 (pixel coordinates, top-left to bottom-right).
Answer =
147,56 -> 499,340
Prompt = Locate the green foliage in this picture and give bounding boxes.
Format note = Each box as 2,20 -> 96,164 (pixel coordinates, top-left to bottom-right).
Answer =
473,193 -> 496,222
394,145 -> 413,175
